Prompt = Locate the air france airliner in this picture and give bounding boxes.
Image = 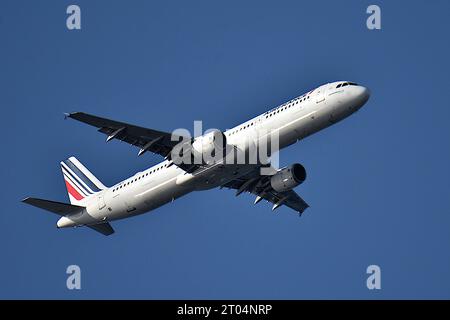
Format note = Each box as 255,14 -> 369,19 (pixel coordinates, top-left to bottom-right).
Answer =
23,81 -> 370,235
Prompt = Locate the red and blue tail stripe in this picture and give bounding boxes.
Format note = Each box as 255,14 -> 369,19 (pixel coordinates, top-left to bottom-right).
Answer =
62,159 -> 102,193
60,157 -> 105,204
64,177 -> 85,201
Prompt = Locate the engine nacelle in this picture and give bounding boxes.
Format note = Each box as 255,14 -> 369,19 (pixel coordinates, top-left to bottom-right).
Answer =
191,129 -> 227,160
270,163 -> 306,192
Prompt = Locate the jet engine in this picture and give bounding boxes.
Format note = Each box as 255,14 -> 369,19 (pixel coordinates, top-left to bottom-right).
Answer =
270,163 -> 307,192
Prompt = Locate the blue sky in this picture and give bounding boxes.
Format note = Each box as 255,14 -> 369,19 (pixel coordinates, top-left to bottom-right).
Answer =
1,0 -> 449,299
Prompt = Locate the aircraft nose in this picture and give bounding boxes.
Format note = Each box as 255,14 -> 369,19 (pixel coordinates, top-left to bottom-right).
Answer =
355,86 -> 370,104
350,85 -> 370,109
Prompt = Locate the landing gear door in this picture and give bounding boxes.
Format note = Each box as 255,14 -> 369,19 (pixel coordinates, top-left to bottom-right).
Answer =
98,194 -> 106,210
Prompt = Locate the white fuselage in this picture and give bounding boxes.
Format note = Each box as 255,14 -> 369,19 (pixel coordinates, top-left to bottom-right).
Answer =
58,81 -> 370,228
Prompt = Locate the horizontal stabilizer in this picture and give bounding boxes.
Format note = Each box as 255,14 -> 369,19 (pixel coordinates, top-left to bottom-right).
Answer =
22,197 -> 84,216
88,222 -> 114,236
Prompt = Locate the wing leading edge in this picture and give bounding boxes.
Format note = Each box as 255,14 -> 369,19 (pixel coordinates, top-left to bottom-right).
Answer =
65,112 -> 205,173
66,112 -> 182,157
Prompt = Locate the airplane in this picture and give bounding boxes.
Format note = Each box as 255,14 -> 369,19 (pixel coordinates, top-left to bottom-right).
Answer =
22,81 -> 370,235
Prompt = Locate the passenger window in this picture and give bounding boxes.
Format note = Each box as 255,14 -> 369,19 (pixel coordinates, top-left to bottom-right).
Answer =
342,83 -> 348,87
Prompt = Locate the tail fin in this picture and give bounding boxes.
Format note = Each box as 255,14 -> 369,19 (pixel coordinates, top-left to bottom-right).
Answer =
60,156 -> 106,205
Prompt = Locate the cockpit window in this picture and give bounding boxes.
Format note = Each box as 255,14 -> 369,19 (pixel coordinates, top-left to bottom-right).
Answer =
337,82 -> 359,88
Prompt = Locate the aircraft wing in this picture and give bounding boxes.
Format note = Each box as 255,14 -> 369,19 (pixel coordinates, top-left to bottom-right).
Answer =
222,167 -> 309,215
66,112 -> 201,172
